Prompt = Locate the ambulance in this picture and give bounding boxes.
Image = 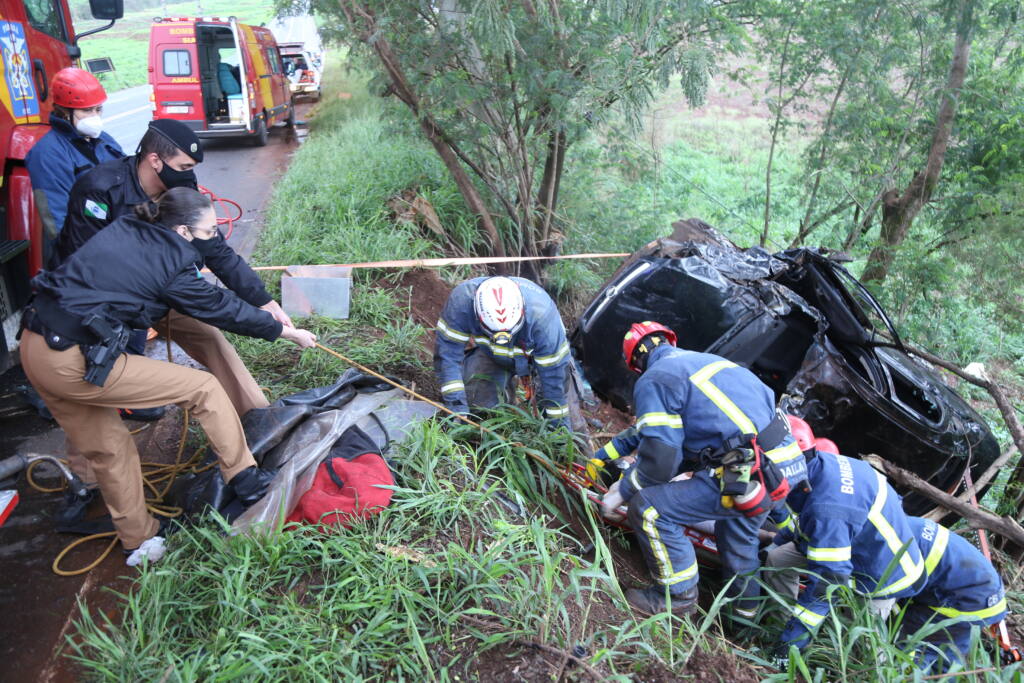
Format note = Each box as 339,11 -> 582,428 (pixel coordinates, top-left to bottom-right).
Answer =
148,17 -> 294,145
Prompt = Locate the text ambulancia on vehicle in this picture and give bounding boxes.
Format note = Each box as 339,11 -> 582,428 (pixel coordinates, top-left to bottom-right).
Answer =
148,16 -> 295,145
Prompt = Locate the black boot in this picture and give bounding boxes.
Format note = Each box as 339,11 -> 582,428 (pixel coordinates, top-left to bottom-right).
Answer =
55,487 -> 97,526
625,584 -> 699,617
119,406 -> 167,422
230,466 -> 278,508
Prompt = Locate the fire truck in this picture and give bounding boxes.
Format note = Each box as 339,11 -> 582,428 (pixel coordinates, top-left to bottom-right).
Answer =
0,0 -> 121,370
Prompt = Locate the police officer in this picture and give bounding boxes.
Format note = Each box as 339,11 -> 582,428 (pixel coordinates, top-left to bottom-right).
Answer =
599,321 -> 806,617
20,188 -> 317,565
770,448 -> 925,656
434,276 -> 582,430
26,68 -> 124,242
904,516 -> 1007,668
52,119 -> 290,513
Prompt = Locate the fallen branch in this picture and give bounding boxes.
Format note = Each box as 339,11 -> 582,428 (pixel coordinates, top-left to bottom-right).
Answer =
458,613 -> 607,681
863,454 -> 1024,548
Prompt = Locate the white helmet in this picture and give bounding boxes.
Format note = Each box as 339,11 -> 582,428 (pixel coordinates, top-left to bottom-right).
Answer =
474,276 -> 525,345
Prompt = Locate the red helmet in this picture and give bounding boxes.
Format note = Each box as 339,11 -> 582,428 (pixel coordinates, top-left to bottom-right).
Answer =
51,68 -> 106,109
786,415 -> 816,451
622,321 -> 677,373
815,437 -> 839,455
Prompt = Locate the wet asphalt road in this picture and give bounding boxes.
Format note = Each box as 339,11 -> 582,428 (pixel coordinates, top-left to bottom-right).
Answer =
0,92 -> 315,682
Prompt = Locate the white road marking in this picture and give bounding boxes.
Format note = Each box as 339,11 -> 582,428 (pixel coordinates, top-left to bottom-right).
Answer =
104,105 -> 151,123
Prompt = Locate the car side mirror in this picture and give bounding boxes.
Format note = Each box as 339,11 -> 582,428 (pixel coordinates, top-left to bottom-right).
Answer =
89,0 -> 123,21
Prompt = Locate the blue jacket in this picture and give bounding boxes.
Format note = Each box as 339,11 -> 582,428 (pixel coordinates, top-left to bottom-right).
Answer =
616,345 -> 806,501
780,452 -> 925,648
909,517 -> 1006,626
435,277 -> 571,421
26,114 -> 124,231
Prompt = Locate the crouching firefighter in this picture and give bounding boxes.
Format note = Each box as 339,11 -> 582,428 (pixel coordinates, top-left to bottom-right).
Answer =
598,321 -> 806,617
434,276 -> 584,431
768,447 -> 926,661
19,187 -> 318,565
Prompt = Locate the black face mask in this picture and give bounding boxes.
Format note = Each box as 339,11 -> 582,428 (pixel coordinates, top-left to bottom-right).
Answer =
189,232 -> 221,258
157,161 -> 198,190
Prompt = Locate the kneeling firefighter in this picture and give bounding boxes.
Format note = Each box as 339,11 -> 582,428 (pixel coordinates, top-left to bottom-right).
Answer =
20,187 -> 317,565
598,321 -> 806,617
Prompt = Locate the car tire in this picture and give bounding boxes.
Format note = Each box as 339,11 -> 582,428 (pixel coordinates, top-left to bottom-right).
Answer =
252,116 -> 269,146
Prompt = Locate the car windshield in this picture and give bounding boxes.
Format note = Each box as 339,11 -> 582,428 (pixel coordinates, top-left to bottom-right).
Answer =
828,261 -> 904,348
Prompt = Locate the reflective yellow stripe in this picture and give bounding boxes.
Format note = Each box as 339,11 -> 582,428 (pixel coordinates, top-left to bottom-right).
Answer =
440,380 -> 465,394
924,524 -> 950,576
793,604 -> 825,628
807,546 -> 852,562
603,441 -> 622,461
931,598 -> 1007,621
534,341 -> 570,367
545,405 -> 568,418
867,470 -> 924,596
765,441 -> 803,464
436,318 -> 470,342
636,412 -> 683,429
689,361 -> 756,435
642,507 -> 699,586
629,468 -> 643,493
777,514 -> 794,531
472,336 -> 527,358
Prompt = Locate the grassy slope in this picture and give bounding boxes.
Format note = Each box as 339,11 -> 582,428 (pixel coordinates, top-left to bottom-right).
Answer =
68,58 -> 1024,681
74,0 -> 277,90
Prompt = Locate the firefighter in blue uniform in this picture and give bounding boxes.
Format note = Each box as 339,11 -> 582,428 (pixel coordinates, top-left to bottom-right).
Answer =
904,516 -> 1007,667
773,449 -> 926,655
434,276 -> 580,430
598,321 -> 806,616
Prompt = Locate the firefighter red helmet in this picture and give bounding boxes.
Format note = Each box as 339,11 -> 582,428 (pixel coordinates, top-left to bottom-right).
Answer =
786,415 -> 816,451
815,437 -> 839,455
51,68 -> 107,109
622,321 -> 677,373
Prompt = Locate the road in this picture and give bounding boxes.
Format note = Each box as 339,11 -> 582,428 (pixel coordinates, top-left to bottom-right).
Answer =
0,87 -> 315,681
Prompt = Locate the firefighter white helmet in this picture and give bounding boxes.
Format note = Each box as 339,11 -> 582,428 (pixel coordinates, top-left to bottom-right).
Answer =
474,277 -> 525,345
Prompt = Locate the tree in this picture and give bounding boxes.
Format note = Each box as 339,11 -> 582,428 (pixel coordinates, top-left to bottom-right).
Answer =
319,0 -> 732,277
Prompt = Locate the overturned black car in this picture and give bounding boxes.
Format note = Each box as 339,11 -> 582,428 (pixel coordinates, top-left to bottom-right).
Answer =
571,219 -> 999,514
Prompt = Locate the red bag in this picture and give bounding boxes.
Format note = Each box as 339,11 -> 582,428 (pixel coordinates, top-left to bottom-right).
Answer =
286,451 -> 394,530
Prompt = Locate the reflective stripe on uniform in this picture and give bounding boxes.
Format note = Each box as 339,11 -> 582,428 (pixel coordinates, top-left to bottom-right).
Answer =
792,604 -> 825,629
471,335 -> 527,358
636,412 -> 683,430
441,380 -> 465,395
931,597 -> 1007,621
923,524 -> 950,576
534,341 -> 570,366
629,468 -> 643,493
689,360 -> 756,435
765,440 -> 803,464
776,513 -> 795,531
437,318 -> 470,343
603,441 -> 622,460
807,546 -> 852,563
642,506 -> 699,586
867,470 -> 924,596
545,405 -> 568,418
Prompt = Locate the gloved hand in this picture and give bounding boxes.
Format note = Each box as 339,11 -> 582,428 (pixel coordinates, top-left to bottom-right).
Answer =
585,456 -> 607,482
600,478 -> 626,521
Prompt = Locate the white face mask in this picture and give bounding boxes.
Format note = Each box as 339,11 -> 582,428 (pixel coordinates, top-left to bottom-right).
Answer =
75,114 -> 103,138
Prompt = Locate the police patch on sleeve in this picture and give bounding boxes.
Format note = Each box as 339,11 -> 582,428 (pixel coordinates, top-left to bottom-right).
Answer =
84,199 -> 109,220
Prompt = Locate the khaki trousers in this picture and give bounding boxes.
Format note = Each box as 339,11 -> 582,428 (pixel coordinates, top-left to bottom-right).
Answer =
65,310 -> 269,486
21,330 -> 256,549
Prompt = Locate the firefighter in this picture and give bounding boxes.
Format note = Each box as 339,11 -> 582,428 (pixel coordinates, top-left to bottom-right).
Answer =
599,321 -> 806,617
50,119 -> 290,523
434,276 -> 583,431
904,516 -> 1007,668
20,188 -> 317,565
770,447 -> 925,658
25,68 -> 124,243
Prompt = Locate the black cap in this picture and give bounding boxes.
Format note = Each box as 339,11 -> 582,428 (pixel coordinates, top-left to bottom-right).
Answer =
147,118 -> 203,162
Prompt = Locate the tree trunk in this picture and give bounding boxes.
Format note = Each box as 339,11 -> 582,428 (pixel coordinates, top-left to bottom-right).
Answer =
860,0 -> 974,284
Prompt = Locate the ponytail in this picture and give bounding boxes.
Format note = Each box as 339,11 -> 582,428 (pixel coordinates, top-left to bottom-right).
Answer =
133,187 -> 212,229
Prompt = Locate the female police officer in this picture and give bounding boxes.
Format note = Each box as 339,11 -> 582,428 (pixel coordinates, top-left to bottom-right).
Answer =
20,187 -> 317,565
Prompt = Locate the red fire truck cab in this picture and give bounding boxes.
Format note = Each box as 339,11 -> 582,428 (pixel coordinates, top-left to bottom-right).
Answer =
0,0 -> 122,370
148,17 -> 294,146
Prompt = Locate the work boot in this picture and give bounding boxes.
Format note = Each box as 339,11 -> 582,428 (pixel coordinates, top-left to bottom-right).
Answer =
55,487 -> 98,527
625,585 -> 699,617
230,466 -> 278,508
119,406 -> 167,422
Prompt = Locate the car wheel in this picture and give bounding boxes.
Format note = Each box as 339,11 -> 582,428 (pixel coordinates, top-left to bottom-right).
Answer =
252,116 -> 269,146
